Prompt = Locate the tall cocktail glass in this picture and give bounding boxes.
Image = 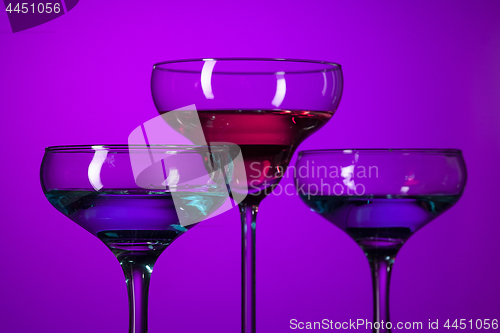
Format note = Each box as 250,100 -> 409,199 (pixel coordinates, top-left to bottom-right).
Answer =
151,58 -> 343,333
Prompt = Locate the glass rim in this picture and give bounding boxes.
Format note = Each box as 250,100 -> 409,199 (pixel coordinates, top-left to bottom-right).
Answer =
45,144 -> 230,153
299,148 -> 463,156
152,58 -> 342,75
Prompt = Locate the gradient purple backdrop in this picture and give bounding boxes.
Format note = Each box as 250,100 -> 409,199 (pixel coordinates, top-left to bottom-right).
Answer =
1,1 -> 499,332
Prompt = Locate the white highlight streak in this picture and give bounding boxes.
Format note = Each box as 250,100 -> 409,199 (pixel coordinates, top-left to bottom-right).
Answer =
331,71 -> 336,98
322,72 -> 327,96
201,60 -> 216,99
271,72 -> 286,108
341,165 -> 355,190
88,146 -> 109,191
162,167 -> 180,191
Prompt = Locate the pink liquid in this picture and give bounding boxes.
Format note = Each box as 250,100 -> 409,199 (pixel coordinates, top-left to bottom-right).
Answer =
164,110 -> 333,203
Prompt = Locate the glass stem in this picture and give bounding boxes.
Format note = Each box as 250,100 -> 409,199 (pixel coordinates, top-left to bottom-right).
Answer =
368,253 -> 395,333
240,203 -> 258,333
120,254 -> 158,333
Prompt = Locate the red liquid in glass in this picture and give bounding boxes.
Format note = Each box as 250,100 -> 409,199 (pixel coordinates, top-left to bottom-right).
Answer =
163,110 -> 333,203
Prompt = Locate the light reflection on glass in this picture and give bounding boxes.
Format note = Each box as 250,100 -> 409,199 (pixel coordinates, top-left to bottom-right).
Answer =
201,60 -> 216,99
88,145 -> 108,191
271,72 -> 286,108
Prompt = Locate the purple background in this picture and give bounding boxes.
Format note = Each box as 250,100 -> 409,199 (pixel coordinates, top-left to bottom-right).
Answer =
1,1 -> 499,332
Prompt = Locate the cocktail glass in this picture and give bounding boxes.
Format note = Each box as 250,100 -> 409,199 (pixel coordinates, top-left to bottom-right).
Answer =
295,149 -> 467,333
41,144 -> 234,333
151,58 -> 343,333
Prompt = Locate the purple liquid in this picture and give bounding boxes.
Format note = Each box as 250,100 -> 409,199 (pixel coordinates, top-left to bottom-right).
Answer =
46,190 -> 226,255
165,110 -> 333,203
299,195 -> 459,255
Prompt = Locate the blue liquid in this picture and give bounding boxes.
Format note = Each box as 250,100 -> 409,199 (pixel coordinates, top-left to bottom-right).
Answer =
299,195 -> 459,254
46,190 -> 227,254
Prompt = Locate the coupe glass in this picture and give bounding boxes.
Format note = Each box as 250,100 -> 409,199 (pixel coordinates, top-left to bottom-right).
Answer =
41,144 -> 234,333
151,58 -> 343,333
295,149 -> 467,333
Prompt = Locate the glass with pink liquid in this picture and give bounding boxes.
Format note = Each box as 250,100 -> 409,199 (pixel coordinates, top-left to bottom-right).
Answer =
151,58 -> 343,333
